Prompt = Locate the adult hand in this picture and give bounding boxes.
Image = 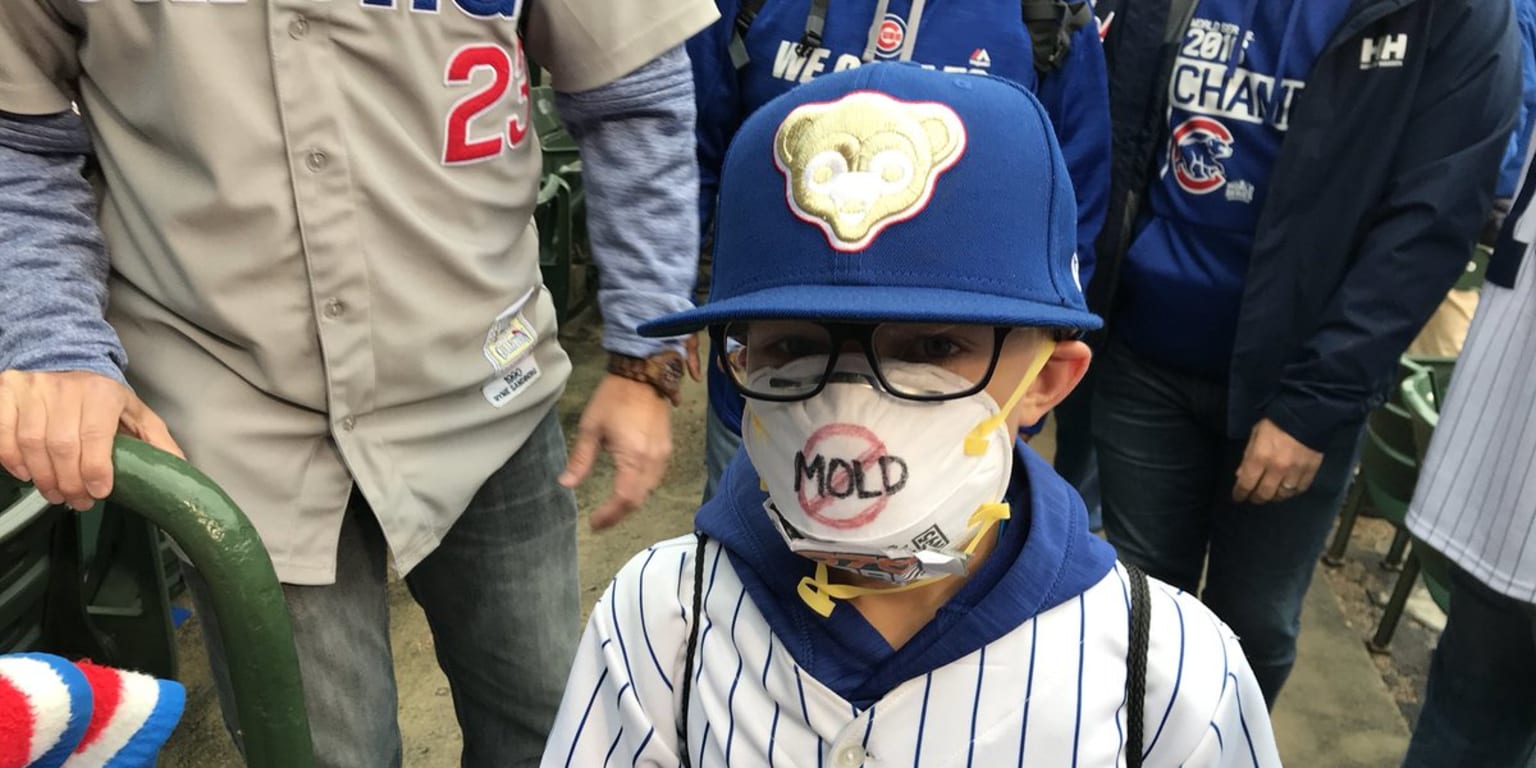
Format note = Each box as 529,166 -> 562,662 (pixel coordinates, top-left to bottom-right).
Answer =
0,370 -> 183,511
1233,418 -> 1323,505
560,374 -> 674,529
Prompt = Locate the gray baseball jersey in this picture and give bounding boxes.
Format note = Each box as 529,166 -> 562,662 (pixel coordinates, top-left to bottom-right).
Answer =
0,0 -> 715,584
542,537 -> 1281,767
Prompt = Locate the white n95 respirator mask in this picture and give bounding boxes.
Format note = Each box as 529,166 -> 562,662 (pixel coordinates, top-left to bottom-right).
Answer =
741,343 -> 1054,616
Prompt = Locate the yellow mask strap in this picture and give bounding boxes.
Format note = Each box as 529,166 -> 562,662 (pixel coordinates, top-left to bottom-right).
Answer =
962,502 -> 1011,555
965,340 -> 1057,456
795,502 -> 1012,617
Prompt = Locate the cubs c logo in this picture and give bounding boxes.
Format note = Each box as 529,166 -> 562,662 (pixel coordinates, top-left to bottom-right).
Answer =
774,91 -> 967,252
874,14 -> 907,58
1170,117 -> 1235,195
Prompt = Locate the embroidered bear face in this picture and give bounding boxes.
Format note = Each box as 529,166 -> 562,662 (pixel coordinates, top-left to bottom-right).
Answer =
773,91 -> 966,251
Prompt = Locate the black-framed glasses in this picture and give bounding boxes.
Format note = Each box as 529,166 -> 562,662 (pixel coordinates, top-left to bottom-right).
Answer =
712,321 -> 1014,402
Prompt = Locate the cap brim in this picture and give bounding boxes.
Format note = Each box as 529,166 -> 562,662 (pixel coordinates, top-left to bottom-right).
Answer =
639,284 -> 1103,337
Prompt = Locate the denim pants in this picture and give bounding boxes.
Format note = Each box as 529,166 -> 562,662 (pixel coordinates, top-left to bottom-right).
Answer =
1092,342 -> 1361,707
702,405 -> 743,504
1053,370 -> 1104,532
1402,567 -> 1536,768
185,409 -> 580,768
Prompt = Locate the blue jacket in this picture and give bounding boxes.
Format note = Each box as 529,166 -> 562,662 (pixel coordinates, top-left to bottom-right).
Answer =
689,0 -> 1112,435
1092,0 -> 1522,450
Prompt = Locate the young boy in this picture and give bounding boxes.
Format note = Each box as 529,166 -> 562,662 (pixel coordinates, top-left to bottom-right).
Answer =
541,65 -> 1280,767
687,0 -> 1111,502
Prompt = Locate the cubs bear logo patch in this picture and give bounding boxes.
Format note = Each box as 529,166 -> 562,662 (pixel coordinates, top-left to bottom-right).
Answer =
1170,116 -> 1235,195
773,91 -> 966,252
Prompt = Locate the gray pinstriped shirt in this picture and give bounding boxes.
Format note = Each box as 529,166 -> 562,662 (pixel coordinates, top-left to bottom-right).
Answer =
1407,173 -> 1536,604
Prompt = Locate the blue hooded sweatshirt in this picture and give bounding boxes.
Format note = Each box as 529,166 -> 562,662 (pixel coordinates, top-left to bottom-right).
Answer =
688,0 -> 1111,436
1500,0 -> 1536,200
695,442 -> 1117,707
1114,0 -> 1353,380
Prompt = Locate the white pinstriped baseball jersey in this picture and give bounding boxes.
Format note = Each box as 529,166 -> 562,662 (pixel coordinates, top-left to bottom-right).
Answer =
1406,175 -> 1536,603
542,452 -> 1280,768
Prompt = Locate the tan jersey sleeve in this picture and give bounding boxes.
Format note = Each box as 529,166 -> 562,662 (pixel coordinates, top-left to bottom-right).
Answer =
0,0 -> 81,114
523,0 -> 717,93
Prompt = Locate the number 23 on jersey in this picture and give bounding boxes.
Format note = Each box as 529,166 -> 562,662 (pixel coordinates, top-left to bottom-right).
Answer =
442,40 -> 531,165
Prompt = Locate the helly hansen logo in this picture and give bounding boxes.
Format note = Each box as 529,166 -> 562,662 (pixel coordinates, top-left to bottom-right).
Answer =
1360,34 -> 1409,70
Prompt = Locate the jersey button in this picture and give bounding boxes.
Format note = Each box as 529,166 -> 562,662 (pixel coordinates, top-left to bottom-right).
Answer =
305,148 -> 328,172
339,415 -> 357,432
323,298 -> 345,319
833,744 -> 866,768
288,15 -> 309,39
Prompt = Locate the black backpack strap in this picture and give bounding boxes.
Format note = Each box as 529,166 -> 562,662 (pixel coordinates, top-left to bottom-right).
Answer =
729,0 -> 770,68
1124,561 -> 1152,768
1022,0 -> 1094,74
677,532 -> 710,767
795,0 -> 829,56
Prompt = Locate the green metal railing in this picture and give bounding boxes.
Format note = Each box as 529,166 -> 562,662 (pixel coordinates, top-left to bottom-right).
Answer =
1,437 -> 313,767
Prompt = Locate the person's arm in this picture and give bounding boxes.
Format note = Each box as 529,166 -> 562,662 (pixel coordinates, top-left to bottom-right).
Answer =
528,0 -> 716,526
1171,630 -> 1281,767
556,46 -> 700,360
1261,2 -> 1521,454
0,111 -> 181,511
0,111 -> 123,383
540,544 -> 692,767
1143,583 -> 1281,766
687,0 -> 745,253
1034,19 -> 1111,289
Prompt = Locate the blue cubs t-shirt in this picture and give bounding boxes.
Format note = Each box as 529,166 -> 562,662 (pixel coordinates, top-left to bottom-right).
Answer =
1114,0 -> 1352,380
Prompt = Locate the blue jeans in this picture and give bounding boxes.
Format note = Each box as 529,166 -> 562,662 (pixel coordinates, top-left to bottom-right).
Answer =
186,409 -> 580,768
1402,567 -> 1536,768
702,405 -> 743,504
1053,370 -> 1103,532
1092,342 -> 1361,707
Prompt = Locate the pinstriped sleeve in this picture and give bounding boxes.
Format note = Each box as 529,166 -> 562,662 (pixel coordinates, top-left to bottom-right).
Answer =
1162,599 -> 1282,767
1127,573 -> 1282,768
541,540 -> 696,768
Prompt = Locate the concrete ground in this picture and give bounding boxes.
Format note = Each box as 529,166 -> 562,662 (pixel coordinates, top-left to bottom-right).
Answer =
160,315 -> 1413,766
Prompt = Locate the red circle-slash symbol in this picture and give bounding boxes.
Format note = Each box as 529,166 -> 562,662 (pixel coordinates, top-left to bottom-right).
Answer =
797,423 -> 895,530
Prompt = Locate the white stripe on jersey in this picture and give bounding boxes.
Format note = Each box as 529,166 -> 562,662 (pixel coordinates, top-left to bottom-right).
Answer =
1407,247 -> 1536,603
541,535 -> 1281,768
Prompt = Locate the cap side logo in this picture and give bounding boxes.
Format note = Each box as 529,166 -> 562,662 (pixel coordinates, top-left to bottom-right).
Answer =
774,91 -> 966,253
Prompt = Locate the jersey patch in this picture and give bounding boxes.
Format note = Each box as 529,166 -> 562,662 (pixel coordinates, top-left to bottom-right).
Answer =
874,14 -> 907,59
482,355 -> 542,407
482,287 -> 539,371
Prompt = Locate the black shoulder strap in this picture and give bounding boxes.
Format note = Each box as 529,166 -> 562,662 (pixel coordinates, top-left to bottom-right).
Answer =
1124,561 -> 1152,768
729,0 -> 771,68
1022,0 -> 1094,74
677,532 -> 710,768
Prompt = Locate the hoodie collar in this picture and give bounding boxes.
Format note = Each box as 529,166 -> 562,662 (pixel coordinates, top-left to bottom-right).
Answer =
696,442 -> 1117,707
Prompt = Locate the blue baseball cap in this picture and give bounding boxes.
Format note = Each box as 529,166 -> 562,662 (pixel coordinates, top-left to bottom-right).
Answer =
640,63 -> 1102,337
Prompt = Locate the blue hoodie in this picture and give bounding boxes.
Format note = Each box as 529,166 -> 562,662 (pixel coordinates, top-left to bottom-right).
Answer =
688,0 -> 1112,436
1500,0 -> 1536,200
696,441 -> 1117,707
1114,0 -> 1353,381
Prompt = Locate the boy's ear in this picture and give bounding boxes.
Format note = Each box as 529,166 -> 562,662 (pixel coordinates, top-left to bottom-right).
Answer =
1015,340 -> 1092,422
